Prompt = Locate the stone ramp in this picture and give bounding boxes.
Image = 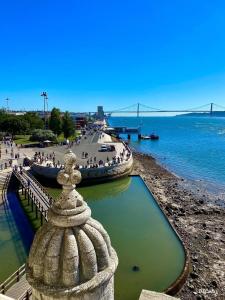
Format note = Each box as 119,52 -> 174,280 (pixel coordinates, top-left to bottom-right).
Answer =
5,275 -> 30,300
139,290 -> 180,300
0,171 -> 11,205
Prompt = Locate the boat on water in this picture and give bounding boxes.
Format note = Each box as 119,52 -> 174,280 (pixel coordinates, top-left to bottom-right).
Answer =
150,134 -> 159,140
141,134 -> 159,140
141,135 -> 151,140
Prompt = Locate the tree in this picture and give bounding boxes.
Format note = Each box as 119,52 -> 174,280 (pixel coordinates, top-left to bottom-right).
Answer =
30,129 -> 56,142
62,111 -> 75,139
1,116 -> 30,137
0,111 -> 44,136
0,110 -> 7,131
23,112 -> 44,131
49,108 -> 62,135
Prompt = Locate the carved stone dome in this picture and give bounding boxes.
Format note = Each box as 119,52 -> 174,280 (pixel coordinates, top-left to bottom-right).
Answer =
26,150 -> 118,299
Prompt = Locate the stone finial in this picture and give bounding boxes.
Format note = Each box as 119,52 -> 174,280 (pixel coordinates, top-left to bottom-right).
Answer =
57,150 -> 81,187
26,150 -> 118,300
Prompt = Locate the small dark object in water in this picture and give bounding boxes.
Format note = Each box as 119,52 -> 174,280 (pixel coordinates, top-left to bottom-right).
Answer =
132,265 -> 140,272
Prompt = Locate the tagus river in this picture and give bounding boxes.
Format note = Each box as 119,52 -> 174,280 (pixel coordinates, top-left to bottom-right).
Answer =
109,116 -> 225,189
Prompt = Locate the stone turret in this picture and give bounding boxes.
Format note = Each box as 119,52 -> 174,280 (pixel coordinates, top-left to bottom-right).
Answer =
26,150 -> 118,300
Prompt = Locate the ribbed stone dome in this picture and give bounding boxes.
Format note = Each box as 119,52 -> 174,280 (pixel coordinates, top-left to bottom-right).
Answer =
26,150 -> 118,300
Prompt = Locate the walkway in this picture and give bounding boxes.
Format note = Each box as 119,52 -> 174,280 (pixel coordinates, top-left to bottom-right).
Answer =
13,170 -> 51,217
0,170 -> 51,300
4,275 -> 31,300
23,130 -> 126,168
0,171 -> 10,205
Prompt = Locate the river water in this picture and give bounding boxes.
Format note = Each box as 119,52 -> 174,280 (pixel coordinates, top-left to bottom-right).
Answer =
0,190 -> 34,282
109,116 -> 225,190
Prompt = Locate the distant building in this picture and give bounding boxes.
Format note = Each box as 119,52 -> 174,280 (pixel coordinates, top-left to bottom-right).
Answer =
7,111 -> 26,116
97,106 -> 105,120
70,112 -> 88,129
35,110 -> 51,119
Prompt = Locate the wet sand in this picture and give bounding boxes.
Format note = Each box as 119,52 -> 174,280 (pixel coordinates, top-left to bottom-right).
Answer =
132,152 -> 225,300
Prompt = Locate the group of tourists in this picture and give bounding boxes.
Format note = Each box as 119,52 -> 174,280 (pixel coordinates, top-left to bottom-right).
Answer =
33,151 -> 62,168
0,137 -> 22,170
13,164 -> 24,174
33,144 -> 131,170
32,126 -> 132,171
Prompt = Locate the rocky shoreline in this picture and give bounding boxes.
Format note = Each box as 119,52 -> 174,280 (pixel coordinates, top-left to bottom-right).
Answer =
132,152 -> 225,300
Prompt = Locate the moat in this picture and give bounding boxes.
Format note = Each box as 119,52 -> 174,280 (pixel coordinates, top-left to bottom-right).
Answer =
0,176 -> 186,300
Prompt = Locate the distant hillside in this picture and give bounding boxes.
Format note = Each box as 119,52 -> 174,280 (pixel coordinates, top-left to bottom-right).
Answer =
177,111 -> 225,117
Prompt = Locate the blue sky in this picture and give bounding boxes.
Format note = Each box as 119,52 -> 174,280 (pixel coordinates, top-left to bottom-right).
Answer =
1,0 -> 225,113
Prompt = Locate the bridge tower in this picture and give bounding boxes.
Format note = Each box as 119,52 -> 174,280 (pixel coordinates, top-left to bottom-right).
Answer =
137,102 -> 140,117
210,102 -> 213,116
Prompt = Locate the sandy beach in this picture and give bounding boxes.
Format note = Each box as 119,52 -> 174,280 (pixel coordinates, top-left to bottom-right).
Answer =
132,152 -> 225,300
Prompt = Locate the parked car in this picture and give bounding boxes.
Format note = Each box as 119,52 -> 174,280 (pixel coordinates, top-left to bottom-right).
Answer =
99,144 -> 116,152
99,144 -> 108,152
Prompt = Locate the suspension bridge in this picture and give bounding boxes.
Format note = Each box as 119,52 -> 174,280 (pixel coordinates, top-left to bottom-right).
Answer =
100,102 -> 225,117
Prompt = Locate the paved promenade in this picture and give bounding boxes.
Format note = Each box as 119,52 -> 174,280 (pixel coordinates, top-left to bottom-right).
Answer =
0,142 -> 33,170
29,130 -> 127,168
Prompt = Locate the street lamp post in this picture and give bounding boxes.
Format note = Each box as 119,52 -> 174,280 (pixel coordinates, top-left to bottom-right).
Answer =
41,92 -> 48,129
5,98 -> 10,112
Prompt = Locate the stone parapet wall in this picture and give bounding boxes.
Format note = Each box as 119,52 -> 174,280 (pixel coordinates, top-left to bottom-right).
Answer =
30,156 -> 133,183
139,290 -> 180,300
31,276 -> 114,300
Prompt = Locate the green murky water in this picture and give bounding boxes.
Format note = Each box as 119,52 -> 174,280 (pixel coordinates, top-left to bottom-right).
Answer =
0,199 -> 29,282
0,176 -> 185,298
48,176 -> 185,300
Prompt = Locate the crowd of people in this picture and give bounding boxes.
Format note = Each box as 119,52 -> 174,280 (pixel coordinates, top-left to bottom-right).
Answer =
0,126 -> 132,174
33,151 -> 62,168
33,143 -> 132,170
0,137 -> 23,170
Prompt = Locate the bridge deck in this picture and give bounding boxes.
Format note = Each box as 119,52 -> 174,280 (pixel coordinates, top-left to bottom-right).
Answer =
5,275 -> 31,300
14,170 -> 51,215
1,171 -> 50,299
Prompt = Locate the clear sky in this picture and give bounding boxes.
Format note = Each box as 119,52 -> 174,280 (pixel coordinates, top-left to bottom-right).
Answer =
1,0 -> 225,113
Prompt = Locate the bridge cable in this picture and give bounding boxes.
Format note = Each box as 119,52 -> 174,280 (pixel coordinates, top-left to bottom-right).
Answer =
139,103 -> 163,111
109,103 -> 139,113
183,103 -> 213,112
213,103 -> 225,110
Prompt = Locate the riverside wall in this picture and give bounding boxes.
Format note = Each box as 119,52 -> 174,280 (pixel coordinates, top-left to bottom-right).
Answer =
30,156 -> 133,185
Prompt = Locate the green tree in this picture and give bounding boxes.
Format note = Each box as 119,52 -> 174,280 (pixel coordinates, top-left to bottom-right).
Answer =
1,116 -> 30,137
49,108 -> 62,135
0,109 -> 7,118
23,112 -> 44,131
0,110 -> 7,131
62,111 -> 75,139
30,129 -> 56,142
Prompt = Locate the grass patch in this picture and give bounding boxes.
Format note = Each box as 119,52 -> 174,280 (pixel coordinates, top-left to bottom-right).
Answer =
18,192 -> 43,231
56,132 -> 80,143
14,135 -> 39,145
56,133 -> 64,143
46,187 -> 61,199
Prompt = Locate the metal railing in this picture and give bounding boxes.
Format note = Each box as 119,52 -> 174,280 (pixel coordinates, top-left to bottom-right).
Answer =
13,170 -> 49,222
18,287 -> 32,300
23,170 -> 52,200
1,173 -> 11,203
0,172 -> 35,299
15,170 -> 50,207
0,264 -> 26,295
